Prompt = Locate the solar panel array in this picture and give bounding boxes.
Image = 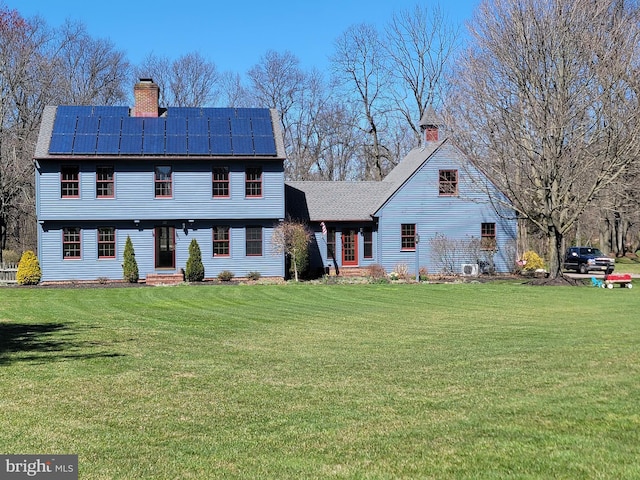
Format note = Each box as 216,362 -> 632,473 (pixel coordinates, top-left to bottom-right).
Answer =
49,106 -> 277,156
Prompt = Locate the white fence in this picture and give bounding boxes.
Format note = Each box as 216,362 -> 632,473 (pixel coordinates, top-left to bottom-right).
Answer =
0,262 -> 18,284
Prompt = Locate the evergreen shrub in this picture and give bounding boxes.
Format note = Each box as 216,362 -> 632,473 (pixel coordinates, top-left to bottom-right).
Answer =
185,239 -> 205,282
123,236 -> 139,283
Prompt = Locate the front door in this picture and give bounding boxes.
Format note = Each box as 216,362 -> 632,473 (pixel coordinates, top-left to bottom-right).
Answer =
155,226 -> 175,269
342,229 -> 358,266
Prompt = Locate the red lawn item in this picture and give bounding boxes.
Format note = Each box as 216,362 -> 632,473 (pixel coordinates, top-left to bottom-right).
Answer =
604,273 -> 633,289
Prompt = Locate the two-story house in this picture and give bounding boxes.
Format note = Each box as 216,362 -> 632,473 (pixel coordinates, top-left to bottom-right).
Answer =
286,108 -> 517,277
34,79 -> 286,283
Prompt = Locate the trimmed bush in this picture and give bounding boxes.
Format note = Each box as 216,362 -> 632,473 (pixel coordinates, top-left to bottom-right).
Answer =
185,239 -> 205,282
247,271 -> 261,281
122,236 -> 139,283
218,270 -> 235,282
16,250 -> 41,285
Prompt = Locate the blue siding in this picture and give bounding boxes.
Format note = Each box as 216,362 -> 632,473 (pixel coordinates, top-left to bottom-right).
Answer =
38,221 -> 284,282
375,144 -> 517,274
306,143 -> 517,276
37,160 -> 284,221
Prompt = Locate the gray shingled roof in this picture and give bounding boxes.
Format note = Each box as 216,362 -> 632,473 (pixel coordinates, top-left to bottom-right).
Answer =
285,140 -> 447,222
285,181 -> 395,222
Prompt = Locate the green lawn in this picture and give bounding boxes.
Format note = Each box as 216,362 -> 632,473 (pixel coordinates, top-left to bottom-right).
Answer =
1,282 -> 639,479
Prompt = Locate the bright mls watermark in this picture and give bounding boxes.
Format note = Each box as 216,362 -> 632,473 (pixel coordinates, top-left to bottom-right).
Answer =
0,455 -> 77,479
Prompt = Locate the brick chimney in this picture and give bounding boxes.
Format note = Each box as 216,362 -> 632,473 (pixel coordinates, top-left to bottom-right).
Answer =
133,78 -> 159,117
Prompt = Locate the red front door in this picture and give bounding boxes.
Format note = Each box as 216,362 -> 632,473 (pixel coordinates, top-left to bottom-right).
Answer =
342,229 -> 358,266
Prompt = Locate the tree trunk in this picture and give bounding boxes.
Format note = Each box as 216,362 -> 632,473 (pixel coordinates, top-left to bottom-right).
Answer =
547,227 -> 564,279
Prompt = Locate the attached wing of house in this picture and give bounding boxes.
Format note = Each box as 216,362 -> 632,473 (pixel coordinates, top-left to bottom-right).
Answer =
285,125 -> 517,277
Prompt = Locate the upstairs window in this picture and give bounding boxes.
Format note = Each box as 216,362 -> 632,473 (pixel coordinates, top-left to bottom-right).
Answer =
401,224 -> 416,251
481,223 -> 497,250
96,165 -> 114,198
246,226 -> 263,256
212,166 -> 230,198
245,167 -> 262,197
155,166 -> 172,198
61,166 -> 80,198
213,225 -> 230,256
63,227 -> 81,259
439,169 -> 458,196
98,227 -> 116,258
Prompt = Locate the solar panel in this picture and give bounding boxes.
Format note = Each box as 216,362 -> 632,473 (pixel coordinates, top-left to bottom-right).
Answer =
230,118 -> 252,135
119,135 -> 143,154
231,136 -> 254,154
166,135 -> 187,154
188,117 -> 209,135
166,117 -> 187,135
253,136 -> 277,155
96,135 -> 120,154
51,115 -> 77,135
236,108 -> 271,119
143,118 -> 166,135
121,117 -> 144,135
73,134 -> 98,154
204,108 -> 235,119
99,116 -> 122,134
93,106 -> 129,117
49,134 -> 75,154
143,135 -> 165,154
56,106 -> 92,117
251,117 -> 274,136
168,107 -> 202,118
209,117 -> 230,135
210,136 -> 232,154
188,136 -> 209,154
76,117 -> 100,134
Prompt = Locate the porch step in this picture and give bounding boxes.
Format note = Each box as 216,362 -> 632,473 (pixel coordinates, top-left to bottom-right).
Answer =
145,273 -> 184,286
338,267 -> 369,277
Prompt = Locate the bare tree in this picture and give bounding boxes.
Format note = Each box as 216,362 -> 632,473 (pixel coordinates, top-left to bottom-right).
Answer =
218,71 -> 251,107
385,4 -> 460,145
135,52 -> 219,107
247,50 -> 305,151
53,20 -> 130,105
447,0 -> 640,278
331,24 -> 395,180
271,220 -> 312,281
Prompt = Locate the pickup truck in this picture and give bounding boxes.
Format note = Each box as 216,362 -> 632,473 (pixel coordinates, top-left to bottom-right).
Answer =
563,247 -> 615,274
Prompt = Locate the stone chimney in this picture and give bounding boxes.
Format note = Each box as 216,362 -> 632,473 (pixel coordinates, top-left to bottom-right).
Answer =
133,78 -> 159,117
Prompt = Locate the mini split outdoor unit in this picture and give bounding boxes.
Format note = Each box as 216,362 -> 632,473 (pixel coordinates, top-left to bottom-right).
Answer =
461,263 -> 479,276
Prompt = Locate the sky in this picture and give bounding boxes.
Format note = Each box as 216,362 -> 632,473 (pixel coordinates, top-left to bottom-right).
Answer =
6,0 -> 478,76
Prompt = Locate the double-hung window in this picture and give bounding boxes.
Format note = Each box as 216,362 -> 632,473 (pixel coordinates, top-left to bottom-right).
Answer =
63,227 -> 81,259
212,166 -> 230,198
61,166 -> 80,198
96,166 -> 114,198
481,223 -> 497,250
213,226 -> 230,256
98,227 -> 116,258
246,226 -> 263,256
155,166 -> 172,197
401,224 -> 416,251
245,167 -> 262,197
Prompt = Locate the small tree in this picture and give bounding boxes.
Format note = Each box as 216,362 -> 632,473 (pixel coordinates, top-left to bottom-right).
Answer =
272,220 -> 312,281
16,250 -> 41,285
185,238 -> 205,282
122,235 -> 139,283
